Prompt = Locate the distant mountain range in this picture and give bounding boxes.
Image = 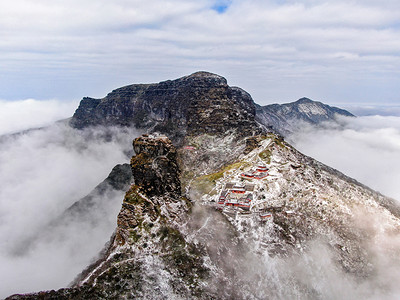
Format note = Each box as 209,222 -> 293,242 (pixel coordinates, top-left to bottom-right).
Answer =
256,97 -> 354,136
69,71 -> 354,140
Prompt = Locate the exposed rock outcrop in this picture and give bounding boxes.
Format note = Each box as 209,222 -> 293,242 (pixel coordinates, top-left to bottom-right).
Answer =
7,135 -> 196,299
70,72 -> 262,143
69,135 -> 201,297
70,72 -> 355,142
8,73 -> 400,300
130,135 -> 181,197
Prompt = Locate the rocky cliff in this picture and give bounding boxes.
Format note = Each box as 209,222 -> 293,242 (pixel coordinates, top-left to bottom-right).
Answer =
70,72 -> 261,143
8,135 -> 261,299
7,73 -> 400,299
70,73 -> 354,141
9,131 -> 400,299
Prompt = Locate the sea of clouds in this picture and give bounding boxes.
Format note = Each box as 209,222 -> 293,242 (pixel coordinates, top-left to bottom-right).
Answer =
0,100 -> 400,298
0,99 -> 79,135
0,100 -> 140,298
289,113 -> 400,202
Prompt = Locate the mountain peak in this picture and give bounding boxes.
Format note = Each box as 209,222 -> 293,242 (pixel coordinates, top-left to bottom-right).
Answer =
70,72 -> 261,142
256,97 -> 354,136
295,97 -> 314,104
187,71 -> 225,80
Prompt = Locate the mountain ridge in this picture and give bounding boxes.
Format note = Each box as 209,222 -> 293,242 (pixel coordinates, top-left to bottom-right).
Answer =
70,71 -> 262,144
69,72 -> 353,140
8,132 -> 400,299
256,97 -> 354,136
7,72 -> 400,299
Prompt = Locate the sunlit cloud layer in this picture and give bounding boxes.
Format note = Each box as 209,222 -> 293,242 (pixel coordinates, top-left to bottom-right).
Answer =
0,0 -> 399,104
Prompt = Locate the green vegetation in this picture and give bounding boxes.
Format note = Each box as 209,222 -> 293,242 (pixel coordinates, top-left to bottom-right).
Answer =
158,225 -> 208,296
259,149 -> 272,164
274,137 -> 286,148
90,260 -> 144,298
191,161 -> 249,194
129,229 -> 142,244
124,185 -> 145,205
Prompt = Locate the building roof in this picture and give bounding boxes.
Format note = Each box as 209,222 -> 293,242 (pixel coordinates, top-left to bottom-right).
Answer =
220,190 -> 228,197
225,183 -> 235,189
245,184 -> 255,191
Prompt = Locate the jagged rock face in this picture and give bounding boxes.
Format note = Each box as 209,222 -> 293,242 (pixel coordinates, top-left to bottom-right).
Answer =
256,97 -> 354,136
9,74 -> 400,299
70,72 -> 261,142
112,135 -> 184,247
8,132 -> 400,299
131,135 -> 181,197
70,135 -> 203,297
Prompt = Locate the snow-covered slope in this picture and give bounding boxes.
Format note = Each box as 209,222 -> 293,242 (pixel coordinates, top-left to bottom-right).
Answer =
256,97 -> 355,136
182,132 -> 400,298
8,131 -> 400,299
6,73 -> 400,299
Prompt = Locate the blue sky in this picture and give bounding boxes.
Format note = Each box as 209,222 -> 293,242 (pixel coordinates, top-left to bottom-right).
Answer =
212,0 -> 231,13
1,0 -> 400,106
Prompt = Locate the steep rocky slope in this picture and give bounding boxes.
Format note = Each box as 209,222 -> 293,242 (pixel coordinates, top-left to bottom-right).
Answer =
9,133 -> 400,299
70,72 -> 261,143
6,73 -> 400,299
195,134 -> 400,275
8,136 -> 259,299
256,97 -> 354,136
70,72 -> 354,140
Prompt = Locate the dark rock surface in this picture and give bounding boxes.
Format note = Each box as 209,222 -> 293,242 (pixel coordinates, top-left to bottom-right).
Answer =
70,72 -> 354,141
70,72 -> 261,143
10,73 -> 400,300
130,135 -> 181,198
6,135 -> 191,299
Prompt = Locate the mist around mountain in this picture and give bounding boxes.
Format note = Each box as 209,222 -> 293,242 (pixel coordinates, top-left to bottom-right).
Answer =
0,99 -> 79,136
256,97 -> 354,136
0,123 -> 140,297
288,114 -> 400,201
1,72 -> 400,299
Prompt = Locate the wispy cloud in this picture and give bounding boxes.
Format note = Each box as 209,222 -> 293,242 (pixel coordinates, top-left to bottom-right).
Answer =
0,0 -> 399,104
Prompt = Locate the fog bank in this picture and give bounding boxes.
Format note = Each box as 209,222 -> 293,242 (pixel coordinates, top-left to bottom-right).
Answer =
0,99 -> 79,135
0,123 -> 139,298
289,115 -> 400,201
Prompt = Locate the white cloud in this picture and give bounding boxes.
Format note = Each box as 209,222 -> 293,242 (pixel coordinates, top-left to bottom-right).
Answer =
0,99 -> 79,135
0,0 -> 399,104
339,104 -> 400,117
289,115 -> 400,201
0,122 -> 139,298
